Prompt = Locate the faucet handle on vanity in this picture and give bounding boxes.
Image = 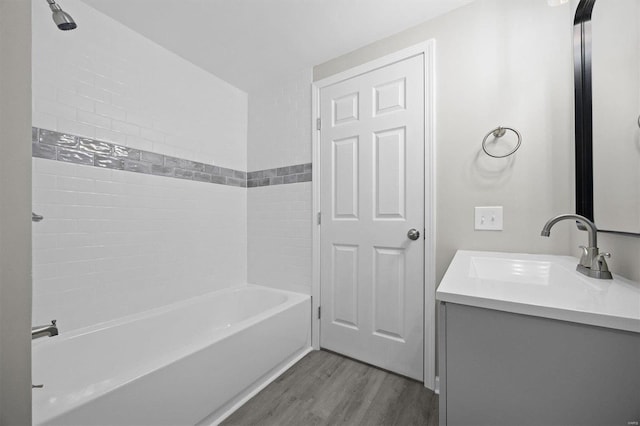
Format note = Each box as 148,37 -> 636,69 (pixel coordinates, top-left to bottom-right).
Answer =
579,246 -> 598,268
591,252 -> 613,279
595,252 -> 611,270
578,246 -> 590,267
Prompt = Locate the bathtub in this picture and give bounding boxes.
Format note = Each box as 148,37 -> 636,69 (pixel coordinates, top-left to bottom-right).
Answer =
32,285 -> 311,425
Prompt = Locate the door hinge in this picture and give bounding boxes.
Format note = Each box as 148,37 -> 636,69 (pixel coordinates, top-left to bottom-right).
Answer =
317,212 -> 321,225
318,306 -> 321,319
316,118 -> 321,131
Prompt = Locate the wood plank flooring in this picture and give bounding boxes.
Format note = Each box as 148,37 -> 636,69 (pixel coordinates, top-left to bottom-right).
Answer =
221,350 -> 438,426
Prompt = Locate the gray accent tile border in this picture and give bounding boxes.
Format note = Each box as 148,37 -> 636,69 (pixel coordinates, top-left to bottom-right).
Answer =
31,127 -> 311,188
247,163 -> 312,187
32,127 -> 247,187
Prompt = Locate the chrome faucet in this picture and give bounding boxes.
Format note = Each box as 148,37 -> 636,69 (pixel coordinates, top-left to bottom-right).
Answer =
541,214 -> 612,279
32,320 -> 59,339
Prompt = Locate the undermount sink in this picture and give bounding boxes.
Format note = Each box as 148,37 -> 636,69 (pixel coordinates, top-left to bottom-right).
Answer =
469,256 -> 554,286
437,250 -> 640,333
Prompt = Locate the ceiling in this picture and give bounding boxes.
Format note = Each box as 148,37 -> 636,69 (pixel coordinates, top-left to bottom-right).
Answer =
81,0 -> 473,93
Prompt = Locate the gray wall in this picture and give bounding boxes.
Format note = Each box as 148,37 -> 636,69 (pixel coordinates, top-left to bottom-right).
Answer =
314,0 -> 576,284
0,0 -> 32,424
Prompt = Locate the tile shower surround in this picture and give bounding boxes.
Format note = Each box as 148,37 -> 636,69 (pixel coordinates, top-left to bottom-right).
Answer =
31,127 -> 312,187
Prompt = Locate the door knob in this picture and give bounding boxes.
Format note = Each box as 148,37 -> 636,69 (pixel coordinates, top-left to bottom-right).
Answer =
407,228 -> 420,240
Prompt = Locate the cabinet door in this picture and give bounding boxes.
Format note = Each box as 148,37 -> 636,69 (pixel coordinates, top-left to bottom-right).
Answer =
442,303 -> 640,425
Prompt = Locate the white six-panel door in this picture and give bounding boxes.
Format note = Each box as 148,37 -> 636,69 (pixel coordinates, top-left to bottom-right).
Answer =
319,54 -> 425,380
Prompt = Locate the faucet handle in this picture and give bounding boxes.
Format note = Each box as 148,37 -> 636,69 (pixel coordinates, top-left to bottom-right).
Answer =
578,246 -> 590,267
51,319 -> 56,326
594,252 -> 612,273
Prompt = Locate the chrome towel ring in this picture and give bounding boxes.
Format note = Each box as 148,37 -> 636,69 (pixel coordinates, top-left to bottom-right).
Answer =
482,126 -> 522,158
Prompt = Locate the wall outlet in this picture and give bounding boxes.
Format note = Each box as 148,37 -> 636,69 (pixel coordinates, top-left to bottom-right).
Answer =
475,206 -> 503,231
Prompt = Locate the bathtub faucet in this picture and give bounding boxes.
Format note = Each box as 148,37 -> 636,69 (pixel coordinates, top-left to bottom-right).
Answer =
32,320 -> 58,339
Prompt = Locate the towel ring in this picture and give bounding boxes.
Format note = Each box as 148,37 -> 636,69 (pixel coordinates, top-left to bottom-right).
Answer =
482,126 -> 521,158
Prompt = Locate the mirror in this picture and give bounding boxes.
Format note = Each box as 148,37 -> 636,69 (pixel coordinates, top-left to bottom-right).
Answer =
574,0 -> 640,236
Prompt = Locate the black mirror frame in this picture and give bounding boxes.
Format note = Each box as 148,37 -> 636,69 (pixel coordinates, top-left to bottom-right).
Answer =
573,0 -> 640,236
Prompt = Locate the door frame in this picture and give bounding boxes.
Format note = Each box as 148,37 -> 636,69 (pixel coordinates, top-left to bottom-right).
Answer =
311,40 -> 436,390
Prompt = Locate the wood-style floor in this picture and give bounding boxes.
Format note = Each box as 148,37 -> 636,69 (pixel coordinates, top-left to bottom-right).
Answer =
221,350 -> 438,426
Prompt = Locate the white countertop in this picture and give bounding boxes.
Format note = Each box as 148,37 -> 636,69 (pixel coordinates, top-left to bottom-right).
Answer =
436,250 -> 640,333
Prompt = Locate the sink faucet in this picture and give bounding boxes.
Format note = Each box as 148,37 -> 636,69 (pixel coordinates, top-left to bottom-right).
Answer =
541,214 -> 612,279
32,320 -> 58,339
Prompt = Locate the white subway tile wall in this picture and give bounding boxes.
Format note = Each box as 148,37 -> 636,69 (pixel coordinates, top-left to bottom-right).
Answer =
248,69 -> 313,171
247,70 -> 314,294
32,0 -> 248,170
31,1 -> 317,332
31,0 -> 249,331
32,158 -> 247,331
247,183 -> 312,295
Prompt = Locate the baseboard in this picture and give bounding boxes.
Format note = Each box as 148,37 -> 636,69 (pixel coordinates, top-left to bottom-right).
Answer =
201,346 -> 314,426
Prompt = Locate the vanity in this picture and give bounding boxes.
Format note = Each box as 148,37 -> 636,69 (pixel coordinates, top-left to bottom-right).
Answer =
437,250 -> 640,426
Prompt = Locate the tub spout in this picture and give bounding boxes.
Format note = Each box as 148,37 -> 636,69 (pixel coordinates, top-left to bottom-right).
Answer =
32,320 -> 58,339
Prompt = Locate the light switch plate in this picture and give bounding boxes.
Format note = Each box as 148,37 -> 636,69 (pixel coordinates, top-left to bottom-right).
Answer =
475,206 -> 503,231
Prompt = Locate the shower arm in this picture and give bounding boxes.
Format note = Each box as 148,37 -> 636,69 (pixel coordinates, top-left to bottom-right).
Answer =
45,0 -> 59,9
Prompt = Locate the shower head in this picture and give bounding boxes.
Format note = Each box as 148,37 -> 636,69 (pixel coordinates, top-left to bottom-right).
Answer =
46,0 -> 77,31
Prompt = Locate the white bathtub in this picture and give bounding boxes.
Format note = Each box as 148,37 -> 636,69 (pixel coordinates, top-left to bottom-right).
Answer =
32,285 -> 311,425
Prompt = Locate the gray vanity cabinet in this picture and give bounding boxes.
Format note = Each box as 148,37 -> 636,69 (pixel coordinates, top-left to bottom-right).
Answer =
438,302 -> 640,426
